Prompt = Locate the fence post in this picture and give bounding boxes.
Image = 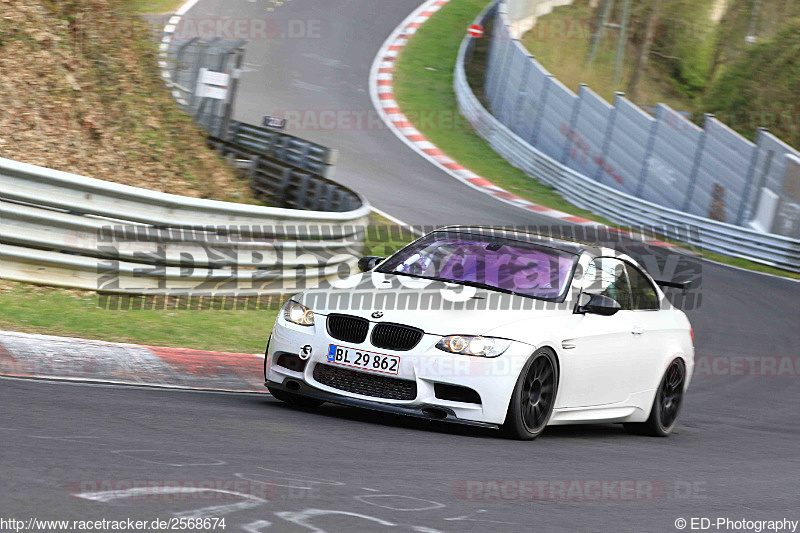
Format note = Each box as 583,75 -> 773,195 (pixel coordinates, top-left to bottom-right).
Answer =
212,42 -> 229,137
508,56 -> 533,135
529,74 -> 553,148
486,8 -> 509,108
189,40 -> 207,110
682,114 -> 712,213
635,106 -> 660,197
561,83 -> 587,165
594,91 -> 623,182
495,38 -> 520,121
219,47 -> 245,142
751,130 -> 775,219
735,128 -> 764,226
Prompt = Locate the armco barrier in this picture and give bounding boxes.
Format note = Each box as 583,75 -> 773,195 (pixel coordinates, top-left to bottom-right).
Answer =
0,157 -> 370,293
454,2 -> 800,272
208,136 -> 356,212
228,121 -> 338,179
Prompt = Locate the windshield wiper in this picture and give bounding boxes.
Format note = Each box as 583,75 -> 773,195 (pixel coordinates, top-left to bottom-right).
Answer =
386,271 -> 554,301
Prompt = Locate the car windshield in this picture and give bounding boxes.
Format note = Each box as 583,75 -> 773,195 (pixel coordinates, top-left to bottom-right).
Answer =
377,231 -> 579,301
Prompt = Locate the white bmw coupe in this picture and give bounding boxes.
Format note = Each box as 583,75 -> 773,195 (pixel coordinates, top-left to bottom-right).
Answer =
265,227 -> 694,440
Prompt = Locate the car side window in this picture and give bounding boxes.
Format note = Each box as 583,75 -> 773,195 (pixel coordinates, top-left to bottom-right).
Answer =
583,257 -> 632,311
625,264 -> 660,310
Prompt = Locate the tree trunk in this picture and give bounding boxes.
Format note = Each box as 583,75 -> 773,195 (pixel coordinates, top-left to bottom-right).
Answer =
627,0 -> 662,102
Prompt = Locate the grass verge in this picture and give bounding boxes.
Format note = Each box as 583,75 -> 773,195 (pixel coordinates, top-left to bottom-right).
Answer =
130,0 -> 186,15
0,215 -> 416,352
391,0 -> 799,280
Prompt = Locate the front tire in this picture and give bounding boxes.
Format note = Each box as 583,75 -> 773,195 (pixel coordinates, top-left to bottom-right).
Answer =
624,358 -> 686,437
501,348 -> 558,440
268,387 -> 325,408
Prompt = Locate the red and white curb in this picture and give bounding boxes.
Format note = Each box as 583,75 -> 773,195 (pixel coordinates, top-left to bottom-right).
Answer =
0,330 -> 265,393
368,0 -> 611,229
158,0 -> 200,106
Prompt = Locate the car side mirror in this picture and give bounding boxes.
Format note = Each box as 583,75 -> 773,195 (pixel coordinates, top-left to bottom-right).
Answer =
578,294 -> 621,316
357,256 -> 385,272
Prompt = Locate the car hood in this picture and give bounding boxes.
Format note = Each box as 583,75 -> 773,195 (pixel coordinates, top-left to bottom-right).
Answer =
295,273 -> 572,337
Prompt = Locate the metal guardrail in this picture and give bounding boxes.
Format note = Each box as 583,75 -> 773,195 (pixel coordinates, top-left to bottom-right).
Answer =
209,136 -> 357,212
228,121 -> 338,179
0,157 -> 371,293
485,1 -> 800,235
454,2 -> 800,272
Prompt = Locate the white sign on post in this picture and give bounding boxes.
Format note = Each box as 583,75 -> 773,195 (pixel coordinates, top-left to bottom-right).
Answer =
195,68 -> 230,101
201,69 -> 230,87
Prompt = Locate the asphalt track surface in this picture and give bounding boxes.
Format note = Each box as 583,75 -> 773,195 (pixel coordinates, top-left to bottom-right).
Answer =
2,1 -> 799,531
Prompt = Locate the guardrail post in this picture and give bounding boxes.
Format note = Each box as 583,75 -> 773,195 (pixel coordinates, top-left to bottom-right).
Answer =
561,83 -> 587,165
529,74 -> 553,148
322,184 -> 336,211
594,92 -> 622,182
310,178 -> 326,210
735,128 -> 763,226
299,143 -> 311,173
249,156 -> 261,189
635,106 -> 661,197
682,114 -> 712,213
295,174 -> 310,209
279,167 -> 293,207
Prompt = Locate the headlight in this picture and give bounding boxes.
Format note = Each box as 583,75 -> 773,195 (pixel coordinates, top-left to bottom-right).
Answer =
283,300 -> 314,326
435,335 -> 511,357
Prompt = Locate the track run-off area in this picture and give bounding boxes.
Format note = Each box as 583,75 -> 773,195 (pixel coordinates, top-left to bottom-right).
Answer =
2,0 -> 799,532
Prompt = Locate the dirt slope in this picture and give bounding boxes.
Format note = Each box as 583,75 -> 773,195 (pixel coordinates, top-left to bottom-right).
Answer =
0,0 -> 249,201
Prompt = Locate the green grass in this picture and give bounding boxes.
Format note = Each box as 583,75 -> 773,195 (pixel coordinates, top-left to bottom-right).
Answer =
0,285 -> 279,354
0,215 -> 417,351
694,251 -> 800,280
129,0 -> 185,14
393,0 -> 605,223
391,0 -> 799,280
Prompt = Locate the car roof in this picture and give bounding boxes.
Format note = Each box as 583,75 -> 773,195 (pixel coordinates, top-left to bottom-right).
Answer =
435,225 -> 588,255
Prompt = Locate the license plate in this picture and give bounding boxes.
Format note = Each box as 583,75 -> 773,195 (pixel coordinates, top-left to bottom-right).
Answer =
327,344 -> 400,375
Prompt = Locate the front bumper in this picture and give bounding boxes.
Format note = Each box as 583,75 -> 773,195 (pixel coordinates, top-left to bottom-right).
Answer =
265,313 -> 533,425
265,377 -> 498,429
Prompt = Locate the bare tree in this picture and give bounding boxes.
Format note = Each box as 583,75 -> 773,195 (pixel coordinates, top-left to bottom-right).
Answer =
627,0 -> 662,102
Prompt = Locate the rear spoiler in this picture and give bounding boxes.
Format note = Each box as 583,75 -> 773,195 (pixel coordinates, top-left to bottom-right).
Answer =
655,279 -> 692,292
